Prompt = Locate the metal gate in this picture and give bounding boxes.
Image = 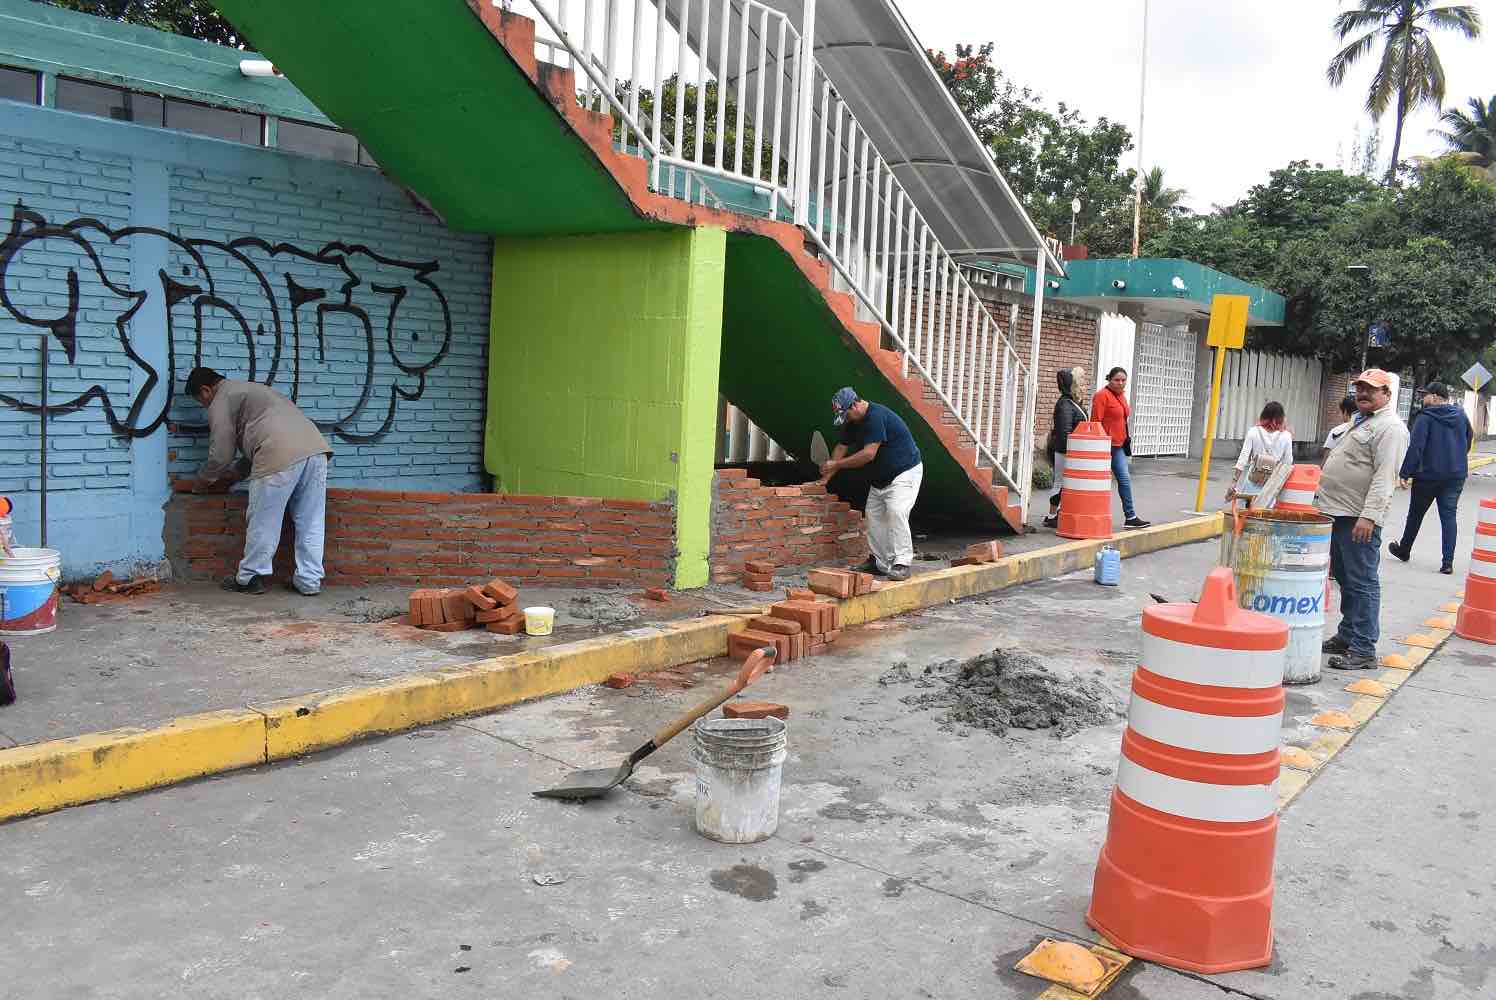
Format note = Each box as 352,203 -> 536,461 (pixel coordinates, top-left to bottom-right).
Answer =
1129,322 -> 1196,457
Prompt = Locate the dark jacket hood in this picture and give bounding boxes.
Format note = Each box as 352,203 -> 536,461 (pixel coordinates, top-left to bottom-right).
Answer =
1056,368 -> 1075,398
1419,403 -> 1464,428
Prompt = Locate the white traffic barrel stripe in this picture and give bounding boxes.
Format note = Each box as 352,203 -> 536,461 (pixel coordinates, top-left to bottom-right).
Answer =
1117,757 -> 1277,823
1127,694 -> 1282,755
1064,457 -> 1112,473
1474,533 -> 1496,553
1469,556 -> 1496,580
1277,489 -> 1315,506
1067,439 -> 1111,455
1140,632 -> 1285,689
1063,477 -> 1112,492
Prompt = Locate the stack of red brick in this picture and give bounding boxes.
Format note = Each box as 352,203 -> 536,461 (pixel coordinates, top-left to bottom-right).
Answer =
62,570 -> 161,604
408,578 -> 527,634
726,566 -> 877,663
712,471 -> 865,584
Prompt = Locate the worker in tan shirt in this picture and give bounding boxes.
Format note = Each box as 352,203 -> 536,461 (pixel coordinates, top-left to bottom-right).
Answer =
186,367 -> 333,596
1314,368 -> 1409,670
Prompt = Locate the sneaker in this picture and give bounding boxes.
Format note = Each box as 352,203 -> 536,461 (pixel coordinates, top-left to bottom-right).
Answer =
221,575 -> 266,595
852,558 -> 886,577
1041,514 -> 1059,529
1122,517 -> 1151,530
886,564 -> 911,582
1440,565 -> 1454,575
286,580 -> 321,597
1327,651 -> 1377,671
1388,541 -> 1410,562
1322,635 -> 1350,654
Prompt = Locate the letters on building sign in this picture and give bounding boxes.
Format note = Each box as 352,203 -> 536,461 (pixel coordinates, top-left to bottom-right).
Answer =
0,200 -> 453,443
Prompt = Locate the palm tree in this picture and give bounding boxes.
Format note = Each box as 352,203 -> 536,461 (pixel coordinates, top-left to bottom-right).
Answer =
1140,166 -> 1186,212
1326,1 -> 1483,182
1436,93 -> 1496,166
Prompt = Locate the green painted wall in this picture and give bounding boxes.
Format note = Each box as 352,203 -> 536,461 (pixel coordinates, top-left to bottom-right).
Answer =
487,229 -> 726,588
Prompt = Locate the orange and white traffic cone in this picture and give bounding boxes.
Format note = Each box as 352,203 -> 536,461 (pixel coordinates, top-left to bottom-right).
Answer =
1274,464 -> 1320,513
1057,422 -> 1113,540
1087,567 -> 1288,973
1455,498 -> 1496,644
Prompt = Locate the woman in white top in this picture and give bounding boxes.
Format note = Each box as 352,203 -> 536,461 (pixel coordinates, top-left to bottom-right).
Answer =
1227,401 -> 1294,500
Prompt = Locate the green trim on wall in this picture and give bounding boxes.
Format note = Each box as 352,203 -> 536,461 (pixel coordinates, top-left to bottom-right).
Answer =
720,232 -> 1000,524
213,0 -> 654,237
486,229 -> 726,588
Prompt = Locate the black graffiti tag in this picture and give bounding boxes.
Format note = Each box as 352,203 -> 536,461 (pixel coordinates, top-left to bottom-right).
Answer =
0,200 -> 454,443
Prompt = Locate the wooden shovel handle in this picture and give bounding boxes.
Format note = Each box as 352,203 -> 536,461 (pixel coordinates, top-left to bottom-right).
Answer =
651,647 -> 775,748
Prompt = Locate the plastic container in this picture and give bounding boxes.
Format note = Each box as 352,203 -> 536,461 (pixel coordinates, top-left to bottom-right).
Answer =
693,716 -> 788,844
0,547 -> 62,636
1222,509 -> 1333,685
523,605 -> 555,636
1094,545 -> 1121,586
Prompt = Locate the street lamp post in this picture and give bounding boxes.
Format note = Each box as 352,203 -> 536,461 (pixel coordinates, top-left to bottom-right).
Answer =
1347,263 -> 1373,371
1070,197 -> 1081,245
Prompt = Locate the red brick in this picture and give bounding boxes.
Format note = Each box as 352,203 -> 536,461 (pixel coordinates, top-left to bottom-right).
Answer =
744,559 -> 777,575
716,468 -> 749,479
745,580 -> 775,592
402,491 -> 457,503
964,540 -> 1004,563
767,601 -> 820,633
604,673 -> 637,689
724,700 -> 789,720
808,568 -> 855,599
475,606 -> 511,623
463,585 -> 498,610
743,571 -> 774,586
749,616 -> 801,635
487,617 -> 525,634
643,587 -> 671,602
729,629 -> 788,664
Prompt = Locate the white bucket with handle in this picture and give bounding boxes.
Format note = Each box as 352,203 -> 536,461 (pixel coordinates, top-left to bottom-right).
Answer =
0,547 -> 62,636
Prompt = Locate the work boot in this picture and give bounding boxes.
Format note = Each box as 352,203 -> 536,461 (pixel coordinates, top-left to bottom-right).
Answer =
852,557 -> 885,576
1388,541 -> 1410,562
886,564 -> 911,582
286,580 -> 320,597
221,575 -> 266,595
1041,513 -> 1059,529
1326,651 -> 1377,671
1123,517 -> 1151,529
1441,564 -> 1454,575
1322,635 -> 1350,654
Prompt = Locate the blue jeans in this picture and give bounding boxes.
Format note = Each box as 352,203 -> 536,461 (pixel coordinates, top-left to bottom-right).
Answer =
1399,478 -> 1463,569
1110,447 -> 1137,520
238,454 -> 328,592
1330,516 -> 1381,657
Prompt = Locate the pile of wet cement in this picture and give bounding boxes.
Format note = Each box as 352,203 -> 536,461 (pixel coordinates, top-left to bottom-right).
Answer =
331,596 -> 405,623
565,593 -> 641,625
878,649 -> 1120,738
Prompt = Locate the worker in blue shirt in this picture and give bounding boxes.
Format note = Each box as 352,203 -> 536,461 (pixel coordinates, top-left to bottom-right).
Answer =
820,387 -> 923,581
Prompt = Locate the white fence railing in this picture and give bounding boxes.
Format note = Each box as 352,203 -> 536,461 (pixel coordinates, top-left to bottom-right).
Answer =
506,0 -> 1038,515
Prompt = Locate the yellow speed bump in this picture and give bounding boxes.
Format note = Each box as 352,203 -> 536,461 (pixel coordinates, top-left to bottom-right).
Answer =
1403,633 -> 1440,649
1280,746 -> 1316,770
1380,652 -> 1413,670
1424,616 -> 1455,631
1439,602 -> 1460,613
1016,938 -> 1129,997
1457,589 -> 1466,599
1345,679 -> 1389,697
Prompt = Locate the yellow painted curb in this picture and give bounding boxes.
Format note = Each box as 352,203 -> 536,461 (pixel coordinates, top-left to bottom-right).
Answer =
0,709 -> 266,823
0,513 -> 1224,823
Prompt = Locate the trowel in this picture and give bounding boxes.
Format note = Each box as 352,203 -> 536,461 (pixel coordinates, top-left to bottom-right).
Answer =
810,430 -> 830,468
532,646 -> 775,801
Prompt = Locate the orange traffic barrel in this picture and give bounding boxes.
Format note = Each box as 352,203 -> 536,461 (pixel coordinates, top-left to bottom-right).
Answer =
1273,464 -> 1319,513
1455,498 -> 1496,644
1087,567 -> 1288,973
1057,421 -> 1113,540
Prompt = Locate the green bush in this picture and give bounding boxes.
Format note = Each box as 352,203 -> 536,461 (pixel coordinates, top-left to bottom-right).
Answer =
1031,462 -> 1054,490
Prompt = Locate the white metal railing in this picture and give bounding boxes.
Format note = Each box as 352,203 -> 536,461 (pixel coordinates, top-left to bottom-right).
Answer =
506,0 -> 1038,516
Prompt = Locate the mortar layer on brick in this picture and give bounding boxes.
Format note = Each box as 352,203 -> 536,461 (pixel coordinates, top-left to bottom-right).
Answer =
709,470 -> 865,584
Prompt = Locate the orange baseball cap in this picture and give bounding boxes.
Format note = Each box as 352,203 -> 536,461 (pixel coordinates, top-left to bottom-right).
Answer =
1352,368 -> 1393,389
0,497 -> 10,516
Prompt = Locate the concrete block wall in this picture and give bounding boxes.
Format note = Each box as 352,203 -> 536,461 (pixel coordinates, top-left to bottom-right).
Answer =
0,101 -> 491,577
167,488 -> 676,588
710,469 -> 864,584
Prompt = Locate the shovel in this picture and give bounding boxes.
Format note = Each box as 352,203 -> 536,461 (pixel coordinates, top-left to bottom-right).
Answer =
533,646 -> 776,801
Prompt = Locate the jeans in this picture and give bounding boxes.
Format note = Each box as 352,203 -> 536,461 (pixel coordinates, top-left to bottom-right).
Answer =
866,463 -> 923,571
1399,477 -> 1464,568
1329,515 -> 1381,657
238,454 -> 328,592
1110,447 -> 1137,520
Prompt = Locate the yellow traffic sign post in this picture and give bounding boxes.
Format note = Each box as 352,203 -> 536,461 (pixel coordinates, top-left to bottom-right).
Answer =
1193,294 -> 1249,513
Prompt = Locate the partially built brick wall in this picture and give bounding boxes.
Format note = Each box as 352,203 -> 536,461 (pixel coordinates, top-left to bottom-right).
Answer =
167,488 -> 676,588
710,469 -> 865,584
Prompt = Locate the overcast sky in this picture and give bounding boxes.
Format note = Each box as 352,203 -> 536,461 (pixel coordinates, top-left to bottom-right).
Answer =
906,0 -> 1496,212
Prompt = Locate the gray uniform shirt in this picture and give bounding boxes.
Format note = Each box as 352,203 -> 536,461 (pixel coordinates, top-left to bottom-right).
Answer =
198,380 -> 331,483
1314,402 -> 1408,526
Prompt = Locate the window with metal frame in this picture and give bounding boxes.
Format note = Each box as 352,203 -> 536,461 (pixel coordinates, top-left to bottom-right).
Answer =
0,65 -> 39,104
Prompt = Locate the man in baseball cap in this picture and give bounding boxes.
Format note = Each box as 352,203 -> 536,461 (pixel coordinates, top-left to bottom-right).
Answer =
1316,368 -> 1410,670
822,387 -> 923,581
1389,380 -> 1473,574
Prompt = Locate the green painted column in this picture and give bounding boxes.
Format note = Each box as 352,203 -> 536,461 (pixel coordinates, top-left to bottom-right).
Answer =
486,228 -> 726,588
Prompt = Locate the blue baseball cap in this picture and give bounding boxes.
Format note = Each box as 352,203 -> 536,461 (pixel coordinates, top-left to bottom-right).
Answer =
831,387 -> 859,426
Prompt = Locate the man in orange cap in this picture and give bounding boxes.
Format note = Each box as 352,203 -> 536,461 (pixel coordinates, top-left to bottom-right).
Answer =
1315,369 -> 1409,670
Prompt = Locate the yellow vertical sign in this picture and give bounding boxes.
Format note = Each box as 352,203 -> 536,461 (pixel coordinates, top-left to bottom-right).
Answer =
1195,295 -> 1250,513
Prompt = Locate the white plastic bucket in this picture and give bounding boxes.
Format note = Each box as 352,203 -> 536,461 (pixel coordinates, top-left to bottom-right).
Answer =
693,717 -> 788,843
0,547 -> 62,636
523,605 -> 555,636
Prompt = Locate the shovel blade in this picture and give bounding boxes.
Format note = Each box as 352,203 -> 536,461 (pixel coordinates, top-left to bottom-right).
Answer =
532,762 -> 633,801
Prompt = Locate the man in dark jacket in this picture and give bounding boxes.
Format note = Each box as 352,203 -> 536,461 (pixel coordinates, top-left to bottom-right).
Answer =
1389,382 -> 1473,574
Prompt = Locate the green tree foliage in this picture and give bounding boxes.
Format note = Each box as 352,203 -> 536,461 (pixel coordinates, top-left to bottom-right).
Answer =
1146,159 -> 1496,380
928,43 -> 1138,254
38,0 -> 246,46
1140,166 -> 1187,213
1436,93 -> 1496,166
1326,1 -> 1483,180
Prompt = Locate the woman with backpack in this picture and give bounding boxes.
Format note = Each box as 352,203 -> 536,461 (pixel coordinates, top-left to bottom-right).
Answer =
1227,401 -> 1294,501
1042,368 -> 1089,529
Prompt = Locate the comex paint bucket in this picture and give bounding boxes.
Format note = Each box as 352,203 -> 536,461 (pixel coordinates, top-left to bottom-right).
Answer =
0,547 -> 62,636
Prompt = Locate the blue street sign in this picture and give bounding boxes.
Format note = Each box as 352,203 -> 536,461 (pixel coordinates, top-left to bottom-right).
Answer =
1367,321 -> 1390,348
